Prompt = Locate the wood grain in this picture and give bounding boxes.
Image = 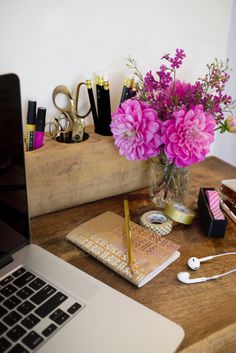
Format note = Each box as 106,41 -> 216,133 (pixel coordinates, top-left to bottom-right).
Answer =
179,323 -> 236,353
30,156 -> 236,352
25,125 -> 149,217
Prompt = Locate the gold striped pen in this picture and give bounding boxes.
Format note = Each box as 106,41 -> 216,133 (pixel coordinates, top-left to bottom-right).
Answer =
124,198 -> 134,272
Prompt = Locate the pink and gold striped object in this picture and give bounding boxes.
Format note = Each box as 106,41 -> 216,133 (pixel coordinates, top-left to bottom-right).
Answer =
205,190 -> 225,220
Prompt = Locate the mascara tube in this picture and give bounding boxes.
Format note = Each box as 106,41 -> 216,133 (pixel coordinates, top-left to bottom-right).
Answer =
97,73 -> 104,120
120,76 -> 128,105
34,107 -> 46,150
86,77 -> 99,132
130,78 -> 139,98
125,75 -> 133,100
102,74 -> 112,136
26,100 -> 36,151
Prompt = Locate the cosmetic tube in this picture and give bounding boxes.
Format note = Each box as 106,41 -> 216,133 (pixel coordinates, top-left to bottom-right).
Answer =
34,107 -> 46,149
96,73 -> 104,126
101,74 -> 112,136
86,78 -> 99,132
124,75 -> 133,101
26,100 -> 36,151
130,78 -> 139,98
119,76 -> 128,105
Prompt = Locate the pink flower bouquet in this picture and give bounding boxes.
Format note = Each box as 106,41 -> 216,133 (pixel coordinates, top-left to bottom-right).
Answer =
110,49 -> 236,168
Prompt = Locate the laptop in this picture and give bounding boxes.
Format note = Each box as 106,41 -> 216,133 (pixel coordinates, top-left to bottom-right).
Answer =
0,73 -> 184,353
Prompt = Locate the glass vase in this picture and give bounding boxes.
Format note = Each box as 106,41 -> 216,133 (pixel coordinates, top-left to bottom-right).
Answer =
149,157 -> 189,208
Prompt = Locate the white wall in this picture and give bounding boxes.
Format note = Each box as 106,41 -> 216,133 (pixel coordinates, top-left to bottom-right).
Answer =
212,0 -> 236,166
0,0 -> 234,158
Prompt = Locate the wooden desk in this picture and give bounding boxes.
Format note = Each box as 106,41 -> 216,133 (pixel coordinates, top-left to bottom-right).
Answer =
31,157 -> 236,353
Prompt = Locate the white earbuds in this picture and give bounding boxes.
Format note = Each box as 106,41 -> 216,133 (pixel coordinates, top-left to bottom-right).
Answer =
187,252 -> 236,271
177,272 -> 207,284
177,252 -> 236,284
187,256 -> 213,270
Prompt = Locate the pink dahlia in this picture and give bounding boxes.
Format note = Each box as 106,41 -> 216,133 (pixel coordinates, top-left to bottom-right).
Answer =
162,105 -> 216,167
110,99 -> 162,160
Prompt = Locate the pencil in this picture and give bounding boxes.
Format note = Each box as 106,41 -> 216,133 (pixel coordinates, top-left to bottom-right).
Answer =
124,198 -> 134,271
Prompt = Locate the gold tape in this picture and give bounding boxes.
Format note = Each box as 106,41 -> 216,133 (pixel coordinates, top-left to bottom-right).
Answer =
164,203 -> 195,225
140,211 -> 173,236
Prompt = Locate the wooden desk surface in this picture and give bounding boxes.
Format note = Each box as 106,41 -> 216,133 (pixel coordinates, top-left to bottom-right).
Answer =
31,157 -> 236,353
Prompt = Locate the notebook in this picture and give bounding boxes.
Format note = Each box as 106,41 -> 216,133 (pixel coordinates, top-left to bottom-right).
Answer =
0,73 -> 184,353
67,211 -> 180,288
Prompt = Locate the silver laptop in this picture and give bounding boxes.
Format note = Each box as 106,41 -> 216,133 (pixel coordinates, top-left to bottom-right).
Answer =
0,74 -> 184,353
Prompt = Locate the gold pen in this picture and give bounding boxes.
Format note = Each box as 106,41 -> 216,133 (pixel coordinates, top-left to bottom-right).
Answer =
124,198 -> 134,271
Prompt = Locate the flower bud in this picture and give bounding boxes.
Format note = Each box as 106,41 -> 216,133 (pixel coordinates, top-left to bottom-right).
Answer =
225,115 -> 236,133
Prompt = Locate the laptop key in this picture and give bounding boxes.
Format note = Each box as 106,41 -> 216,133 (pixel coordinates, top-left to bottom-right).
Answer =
13,272 -> 35,289
0,305 -> 7,317
17,287 -> 34,300
7,325 -> 27,342
8,343 -> 29,353
17,300 -> 35,315
67,302 -> 82,314
0,337 -> 11,352
0,275 -> 14,287
35,292 -> 68,318
12,268 -> 26,278
0,284 -> 18,297
0,322 -> 7,335
49,308 -> 70,325
54,311 -> 69,325
3,295 -> 22,310
21,313 -> 40,329
42,323 -> 57,337
30,284 -> 56,305
0,294 -> 4,302
29,278 -> 46,291
3,310 -> 22,327
49,308 -> 64,321
22,331 -> 44,350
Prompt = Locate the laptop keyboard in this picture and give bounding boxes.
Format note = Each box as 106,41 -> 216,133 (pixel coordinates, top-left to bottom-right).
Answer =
0,267 -> 83,353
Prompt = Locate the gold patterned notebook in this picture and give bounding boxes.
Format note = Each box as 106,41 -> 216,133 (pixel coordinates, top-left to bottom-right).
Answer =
66,211 -> 180,288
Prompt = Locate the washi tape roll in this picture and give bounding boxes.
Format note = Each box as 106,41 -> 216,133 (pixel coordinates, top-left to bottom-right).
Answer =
164,203 -> 195,225
140,211 -> 173,236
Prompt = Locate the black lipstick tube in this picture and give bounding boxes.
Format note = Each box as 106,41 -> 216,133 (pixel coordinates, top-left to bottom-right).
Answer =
125,76 -> 133,100
120,76 -> 128,105
130,78 -> 139,98
86,78 -> 99,133
101,74 -> 112,136
96,73 -> 104,130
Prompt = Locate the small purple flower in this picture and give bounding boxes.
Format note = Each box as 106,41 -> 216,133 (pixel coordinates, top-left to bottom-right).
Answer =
110,99 -> 162,160
162,105 -> 216,167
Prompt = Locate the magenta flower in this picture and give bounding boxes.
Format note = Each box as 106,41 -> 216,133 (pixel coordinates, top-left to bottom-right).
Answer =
110,99 -> 162,160
162,105 -> 216,167
167,80 -> 192,101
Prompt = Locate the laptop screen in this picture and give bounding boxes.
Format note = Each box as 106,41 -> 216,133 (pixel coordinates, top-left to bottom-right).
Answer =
0,73 -> 30,254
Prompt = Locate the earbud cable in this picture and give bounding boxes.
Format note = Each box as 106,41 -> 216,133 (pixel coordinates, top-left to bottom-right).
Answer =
213,252 -> 236,259
207,267 -> 236,281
